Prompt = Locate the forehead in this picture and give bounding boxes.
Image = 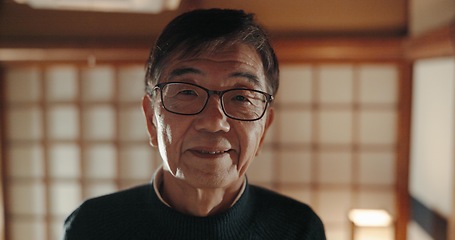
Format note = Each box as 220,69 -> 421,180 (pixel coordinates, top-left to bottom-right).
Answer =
160,44 -> 267,90
166,43 -> 263,70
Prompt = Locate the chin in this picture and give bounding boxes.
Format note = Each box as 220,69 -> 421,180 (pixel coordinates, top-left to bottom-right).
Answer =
187,173 -> 236,189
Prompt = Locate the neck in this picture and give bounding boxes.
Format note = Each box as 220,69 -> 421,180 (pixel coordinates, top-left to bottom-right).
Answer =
160,171 -> 244,217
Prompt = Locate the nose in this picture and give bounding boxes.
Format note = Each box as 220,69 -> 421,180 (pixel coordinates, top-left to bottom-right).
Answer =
193,96 -> 230,133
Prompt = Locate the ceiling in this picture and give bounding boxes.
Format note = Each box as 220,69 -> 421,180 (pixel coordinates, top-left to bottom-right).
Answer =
0,0 -> 408,47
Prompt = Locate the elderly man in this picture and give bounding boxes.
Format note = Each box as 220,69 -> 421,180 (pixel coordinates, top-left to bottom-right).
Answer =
63,8 -> 325,240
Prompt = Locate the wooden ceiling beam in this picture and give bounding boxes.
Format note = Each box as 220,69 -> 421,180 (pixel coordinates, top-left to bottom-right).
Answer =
404,22 -> 455,60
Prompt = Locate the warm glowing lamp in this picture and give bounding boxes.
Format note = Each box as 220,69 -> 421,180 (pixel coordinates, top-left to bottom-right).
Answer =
349,209 -> 394,240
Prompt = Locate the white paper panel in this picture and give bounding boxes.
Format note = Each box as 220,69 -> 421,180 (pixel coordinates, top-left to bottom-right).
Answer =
358,65 -> 398,104
9,182 -> 46,215
6,67 -> 41,102
318,65 -> 354,104
10,220 -> 46,240
118,66 -> 146,102
8,107 -> 42,140
119,145 -> 155,180
8,145 -> 44,178
84,144 -> 117,179
46,66 -> 78,101
48,144 -> 80,178
278,65 -> 313,104
83,106 -> 115,140
81,66 -> 114,101
279,110 -> 312,144
48,105 -> 79,140
49,182 -> 81,215
119,107 -> 148,141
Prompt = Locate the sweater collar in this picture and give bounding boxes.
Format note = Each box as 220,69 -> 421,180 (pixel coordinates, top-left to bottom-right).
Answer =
147,169 -> 255,240
152,166 -> 247,208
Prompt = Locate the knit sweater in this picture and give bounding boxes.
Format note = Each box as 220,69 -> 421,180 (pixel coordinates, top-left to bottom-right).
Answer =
63,183 -> 326,240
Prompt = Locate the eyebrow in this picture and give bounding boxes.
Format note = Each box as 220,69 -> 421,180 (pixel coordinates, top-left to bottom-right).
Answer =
229,72 -> 261,85
168,68 -> 261,86
168,67 -> 203,80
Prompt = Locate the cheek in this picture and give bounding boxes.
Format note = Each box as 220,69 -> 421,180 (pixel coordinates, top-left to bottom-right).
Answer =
159,123 -> 173,146
154,105 -> 183,146
155,113 -> 172,146
154,112 -> 179,167
238,123 -> 266,164
154,111 -> 189,162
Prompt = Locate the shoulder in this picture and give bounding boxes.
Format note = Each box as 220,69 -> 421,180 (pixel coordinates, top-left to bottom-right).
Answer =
63,184 -> 153,239
248,185 -> 326,238
249,184 -> 313,212
87,184 -> 151,204
69,184 -> 152,217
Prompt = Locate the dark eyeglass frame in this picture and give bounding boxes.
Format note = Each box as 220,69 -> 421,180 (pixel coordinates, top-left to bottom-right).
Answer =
151,82 -> 274,121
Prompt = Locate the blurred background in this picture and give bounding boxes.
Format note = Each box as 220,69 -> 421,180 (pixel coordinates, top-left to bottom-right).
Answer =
0,0 -> 454,239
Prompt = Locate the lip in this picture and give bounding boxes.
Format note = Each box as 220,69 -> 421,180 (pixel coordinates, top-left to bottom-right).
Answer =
188,148 -> 233,158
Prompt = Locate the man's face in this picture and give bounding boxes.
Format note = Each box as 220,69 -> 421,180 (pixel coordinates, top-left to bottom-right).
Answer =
143,43 -> 274,189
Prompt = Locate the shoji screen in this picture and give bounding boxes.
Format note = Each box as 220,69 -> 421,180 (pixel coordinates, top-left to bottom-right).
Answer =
249,63 -> 399,240
3,64 -> 160,240
3,62 -> 400,240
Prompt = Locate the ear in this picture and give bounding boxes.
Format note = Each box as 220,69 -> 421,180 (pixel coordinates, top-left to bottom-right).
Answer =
142,95 -> 158,147
256,107 -> 274,156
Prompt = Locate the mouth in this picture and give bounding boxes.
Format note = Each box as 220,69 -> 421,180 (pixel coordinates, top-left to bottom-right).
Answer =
199,150 -> 230,154
189,149 -> 233,158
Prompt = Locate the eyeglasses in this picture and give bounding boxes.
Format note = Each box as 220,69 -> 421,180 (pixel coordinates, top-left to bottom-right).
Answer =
152,82 -> 273,121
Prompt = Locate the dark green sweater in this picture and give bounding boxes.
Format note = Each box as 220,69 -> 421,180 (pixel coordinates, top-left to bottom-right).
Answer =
63,183 -> 326,240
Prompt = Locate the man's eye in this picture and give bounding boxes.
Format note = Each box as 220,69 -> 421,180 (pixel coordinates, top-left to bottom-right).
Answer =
178,89 -> 198,96
235,95 -> 246,101
233,95 -> 251,103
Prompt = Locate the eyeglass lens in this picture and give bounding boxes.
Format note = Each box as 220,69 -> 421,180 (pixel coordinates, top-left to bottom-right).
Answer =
159,82 -> 269,121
